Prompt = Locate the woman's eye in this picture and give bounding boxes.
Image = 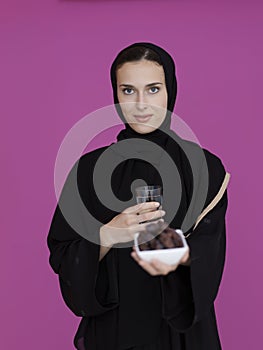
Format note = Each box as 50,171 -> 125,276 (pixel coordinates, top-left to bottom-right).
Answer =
149,87 -> 159,94
123,88 -> 134,95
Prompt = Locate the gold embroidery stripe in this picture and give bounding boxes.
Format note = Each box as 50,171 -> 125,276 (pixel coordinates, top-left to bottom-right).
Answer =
185,172 -> 231,236
193,172 -> 230,231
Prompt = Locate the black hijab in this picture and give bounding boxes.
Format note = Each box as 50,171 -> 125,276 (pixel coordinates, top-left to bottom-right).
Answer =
110,42 -> 177,134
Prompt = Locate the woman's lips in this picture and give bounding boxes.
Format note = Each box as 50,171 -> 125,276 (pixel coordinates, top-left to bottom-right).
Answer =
133,114 -> 153,123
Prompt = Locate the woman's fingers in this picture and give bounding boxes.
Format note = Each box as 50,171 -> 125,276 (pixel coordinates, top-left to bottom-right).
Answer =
132,218 -> 164,234
144,220 -> 169,234
180,249 -> 190,265
131,252 -> 159,275
131,251 -> 157,274
109,202 -> 166,244
139,260 -> 160,275
129,210 -> 165,227
121,202 -> 166,233
131,248 -> 181,276
131,250 -> 163,275
130,251 -> 141,264
151,259 -> 179,275
123,201 -> 160,214
181,251 -> 188,262
138,209 -> 166,224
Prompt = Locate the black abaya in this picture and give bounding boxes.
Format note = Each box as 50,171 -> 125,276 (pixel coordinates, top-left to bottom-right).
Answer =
47,142 -> 229,350
47,42 -> 230,350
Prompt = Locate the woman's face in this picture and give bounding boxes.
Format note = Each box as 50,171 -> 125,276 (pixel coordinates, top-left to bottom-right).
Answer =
116,59 -> 168,134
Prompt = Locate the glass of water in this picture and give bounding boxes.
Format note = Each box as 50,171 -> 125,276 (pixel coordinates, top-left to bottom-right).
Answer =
135,185 -> 163,210
135,185 -> 164,236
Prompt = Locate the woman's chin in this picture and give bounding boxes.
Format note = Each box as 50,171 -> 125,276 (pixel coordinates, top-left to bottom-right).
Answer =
130,124 -> 157,134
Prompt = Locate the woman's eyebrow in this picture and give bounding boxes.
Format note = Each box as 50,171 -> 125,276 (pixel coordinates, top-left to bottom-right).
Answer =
119,82 -> 163,88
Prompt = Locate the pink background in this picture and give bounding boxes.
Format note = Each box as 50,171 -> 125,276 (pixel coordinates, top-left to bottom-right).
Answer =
1,0 -> 262,349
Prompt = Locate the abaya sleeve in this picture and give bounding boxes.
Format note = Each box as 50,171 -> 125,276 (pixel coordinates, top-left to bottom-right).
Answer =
47,151 -> 119,318
160,152 -> 229,331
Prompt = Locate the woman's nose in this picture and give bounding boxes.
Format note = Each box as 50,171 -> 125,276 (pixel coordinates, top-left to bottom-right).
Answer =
135,92 -> 148,111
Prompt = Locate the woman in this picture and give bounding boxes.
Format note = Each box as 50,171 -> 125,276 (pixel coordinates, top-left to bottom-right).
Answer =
47,42 -> 230,350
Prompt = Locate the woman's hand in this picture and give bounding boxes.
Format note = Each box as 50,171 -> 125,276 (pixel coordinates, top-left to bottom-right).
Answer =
131,248 -> 190,276
100,202 -> 166,247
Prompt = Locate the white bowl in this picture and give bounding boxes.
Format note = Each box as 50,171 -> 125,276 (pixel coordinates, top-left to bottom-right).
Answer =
134,229 -> 189,265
